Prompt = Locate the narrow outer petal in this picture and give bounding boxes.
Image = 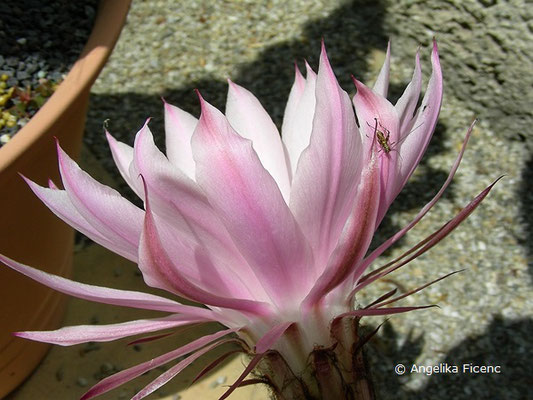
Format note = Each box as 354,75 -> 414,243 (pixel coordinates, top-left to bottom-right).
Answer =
0,254 -> 210,315
163,100 -> 198,179
15,315 -> 203,346
290,43 -> 361,272
81,329 -> 237,400
132,339 -> 237,400
226,80 -> 291,202
191,95 -> 314,307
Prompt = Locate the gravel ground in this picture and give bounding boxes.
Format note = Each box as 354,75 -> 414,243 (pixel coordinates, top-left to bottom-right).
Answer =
80,1 -> 531,399
0,0 -> 98,144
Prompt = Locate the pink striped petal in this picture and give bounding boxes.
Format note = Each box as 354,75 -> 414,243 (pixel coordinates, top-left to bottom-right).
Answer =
133,123 -> 270,301
226,80 -> 291,201
290,43 -> 361,271
56,143 -> 143,252
352,78 -> 401,224
282,62 -> 317,177
191,94 -> 314,306
0,254 -> 214,316
372,40 -> 391,97
163,100 -> 198,179
302,150 -> 380,309
23,177 -> 138,261
139,188 -> 273,316
396,40 -> 443,192
81,329 -> 237,399
15,315 -> 204,346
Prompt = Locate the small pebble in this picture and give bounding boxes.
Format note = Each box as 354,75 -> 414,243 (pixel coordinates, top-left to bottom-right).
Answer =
209,376 -> 227,388
100,362 -> 114,374
55,366 -> 64,382
76,377 -> 88,387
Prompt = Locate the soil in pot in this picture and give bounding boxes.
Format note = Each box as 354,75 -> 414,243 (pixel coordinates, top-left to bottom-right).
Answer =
0,0 -> 99,145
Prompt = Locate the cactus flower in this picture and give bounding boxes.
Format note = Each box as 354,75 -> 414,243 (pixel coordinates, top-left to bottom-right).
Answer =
0,41 -> 497,400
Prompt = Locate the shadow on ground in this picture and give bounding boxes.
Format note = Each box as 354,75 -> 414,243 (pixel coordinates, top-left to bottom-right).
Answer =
365,316 -> 532,399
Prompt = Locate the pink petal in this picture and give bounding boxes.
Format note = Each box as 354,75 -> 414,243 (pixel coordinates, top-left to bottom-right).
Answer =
396,40 -> 443,192
81,329 -> 237,400
56,142 -> 143,252
163,100 -> 198,179
282,62 -> 317,177
15,315 -> 204,346
302,149 -> 381,309
395,50 -> 422,133
23,177 -> 138,261
191,94 -> 314,306
226,80 -> 291,201
139,188 -> 273,316
372,40 -> 391,97
290,42 -> 361,272
106,131 -> 143,197
133,124 -> 270,301
281,64 -> 306,143
0,253 -> 212,315
352,78 -> 401,224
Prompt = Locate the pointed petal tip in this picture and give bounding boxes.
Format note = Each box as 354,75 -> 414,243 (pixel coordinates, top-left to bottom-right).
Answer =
195,89 -> 209,113
104,129 -> 115,143
432,38 -> 439,56
351,75 -> 365,90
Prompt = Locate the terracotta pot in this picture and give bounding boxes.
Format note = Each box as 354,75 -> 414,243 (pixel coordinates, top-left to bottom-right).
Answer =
0,1 -> 131,397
